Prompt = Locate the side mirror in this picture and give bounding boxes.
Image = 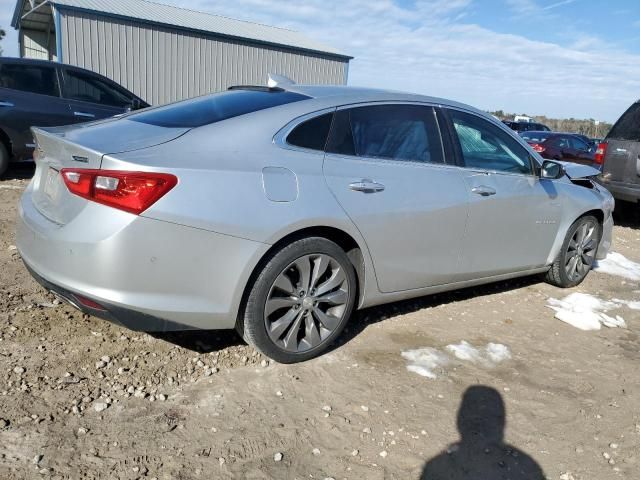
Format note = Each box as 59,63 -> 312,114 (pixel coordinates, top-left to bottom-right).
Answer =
540,160 -> 564,179
127,99 -> 142,112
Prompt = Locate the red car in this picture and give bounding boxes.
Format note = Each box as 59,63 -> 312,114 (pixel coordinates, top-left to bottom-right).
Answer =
518,131 -> 598,168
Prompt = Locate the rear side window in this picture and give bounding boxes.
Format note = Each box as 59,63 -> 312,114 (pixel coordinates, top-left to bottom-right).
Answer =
608,103 -> 640,141
327,105 -> 444,164
63,69 -> 133,107
130,89 -> 310,128
0,63 -> 59,97
287,112 -> 333,151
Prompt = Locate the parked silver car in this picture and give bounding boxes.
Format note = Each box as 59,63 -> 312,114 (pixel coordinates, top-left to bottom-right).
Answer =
16,81 -> 614,363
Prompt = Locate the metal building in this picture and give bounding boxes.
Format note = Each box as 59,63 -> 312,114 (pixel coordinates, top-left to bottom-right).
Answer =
11,0 -> 352,105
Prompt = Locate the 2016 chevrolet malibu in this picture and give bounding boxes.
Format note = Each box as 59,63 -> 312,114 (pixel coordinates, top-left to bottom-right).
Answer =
16,79 -> 614,363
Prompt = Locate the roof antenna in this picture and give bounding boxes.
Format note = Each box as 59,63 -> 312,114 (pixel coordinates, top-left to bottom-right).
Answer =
268,73 -> 295,88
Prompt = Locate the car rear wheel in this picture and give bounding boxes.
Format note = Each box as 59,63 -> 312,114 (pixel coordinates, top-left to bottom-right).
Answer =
239,237 -> 357,363
0,143 -> 9,177
545,215 -> 601,288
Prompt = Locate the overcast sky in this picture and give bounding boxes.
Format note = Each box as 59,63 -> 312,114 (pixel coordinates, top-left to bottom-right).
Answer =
2,0 -> 639,122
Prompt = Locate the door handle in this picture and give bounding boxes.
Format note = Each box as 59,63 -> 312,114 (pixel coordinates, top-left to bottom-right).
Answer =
0,101 -> 14,107
73,111 -> 95,118
471,185 -> 496,196
349,179 -> 385,193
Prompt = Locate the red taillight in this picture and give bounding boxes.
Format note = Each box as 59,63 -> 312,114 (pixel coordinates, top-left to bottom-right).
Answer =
530,143 -> 546,153
60,169 -> 177,215
594,141 -> 607,165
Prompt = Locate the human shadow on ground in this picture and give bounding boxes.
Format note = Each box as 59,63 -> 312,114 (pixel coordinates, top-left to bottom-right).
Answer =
421,386 -> 545,480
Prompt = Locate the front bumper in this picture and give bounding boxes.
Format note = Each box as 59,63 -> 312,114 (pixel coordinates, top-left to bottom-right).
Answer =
16,187 -> 269,331
597,212 -> 613,261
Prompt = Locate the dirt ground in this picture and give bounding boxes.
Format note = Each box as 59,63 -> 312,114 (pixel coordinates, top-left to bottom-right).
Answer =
1,165 -> 639,480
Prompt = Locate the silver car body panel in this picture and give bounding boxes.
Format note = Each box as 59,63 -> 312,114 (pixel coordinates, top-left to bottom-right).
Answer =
16,85 -> 614,330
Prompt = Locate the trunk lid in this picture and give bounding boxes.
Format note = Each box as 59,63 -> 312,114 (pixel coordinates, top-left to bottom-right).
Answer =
601,101 -> 640,185
30,119 -> 189,225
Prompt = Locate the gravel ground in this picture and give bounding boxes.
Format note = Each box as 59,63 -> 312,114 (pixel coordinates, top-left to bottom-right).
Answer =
1,166 -> 639,479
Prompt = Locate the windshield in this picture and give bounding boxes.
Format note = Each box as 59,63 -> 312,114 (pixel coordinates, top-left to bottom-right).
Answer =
129,89 -> 310,128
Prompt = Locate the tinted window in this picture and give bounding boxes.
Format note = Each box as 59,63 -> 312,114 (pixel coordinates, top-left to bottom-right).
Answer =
569,136 -> 589,150
608,102 -> 640,141
450,110 -> 532,174
556,136 -> 570,148
287,112 -> 333,151
327,105 -> 443,163
130,89 -> 309,128
63,69 -> 133,107
0,63 -> 59,97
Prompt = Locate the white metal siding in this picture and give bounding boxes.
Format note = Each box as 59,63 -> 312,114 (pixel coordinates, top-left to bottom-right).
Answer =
59,10 -> 348,105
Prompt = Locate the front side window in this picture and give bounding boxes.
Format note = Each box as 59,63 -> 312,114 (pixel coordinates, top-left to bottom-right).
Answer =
287,112 -> 333,151
327,105 -> 444,164
569,136 -> 589,151
0,63 -> 59,97
63,69 -> 133,107
449,110 -> 533,174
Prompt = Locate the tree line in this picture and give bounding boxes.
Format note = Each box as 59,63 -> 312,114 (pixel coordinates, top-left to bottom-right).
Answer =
490,110 -> 612,139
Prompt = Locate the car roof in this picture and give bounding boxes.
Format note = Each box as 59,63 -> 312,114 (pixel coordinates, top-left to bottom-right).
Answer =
281,84 -> 490,117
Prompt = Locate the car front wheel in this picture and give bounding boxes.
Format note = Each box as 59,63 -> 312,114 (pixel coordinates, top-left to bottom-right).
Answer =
545,215 -> 601,288
239,237 -> 357,363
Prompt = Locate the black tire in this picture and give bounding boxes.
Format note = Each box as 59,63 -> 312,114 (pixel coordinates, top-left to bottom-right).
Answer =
239,237 -> 357,363
0,143 -> 9,178
545,215 -> 601,288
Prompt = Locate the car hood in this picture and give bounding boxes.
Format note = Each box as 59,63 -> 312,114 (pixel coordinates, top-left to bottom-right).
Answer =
37,117 -> 190,155
558,162 -> 601,179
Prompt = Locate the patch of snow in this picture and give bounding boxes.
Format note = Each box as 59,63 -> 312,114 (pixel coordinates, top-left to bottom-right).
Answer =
546,293 -> 626,331
401,348 -> 450,379
446,341 -> 511,366
402,342 -> 511,379
594,252 -> 640,281
612,298 -> 640,310
486,343 -> 512,363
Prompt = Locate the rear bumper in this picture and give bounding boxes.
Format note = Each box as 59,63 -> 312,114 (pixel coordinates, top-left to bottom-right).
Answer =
16,186 -> 269,331
599,179 -> 640,203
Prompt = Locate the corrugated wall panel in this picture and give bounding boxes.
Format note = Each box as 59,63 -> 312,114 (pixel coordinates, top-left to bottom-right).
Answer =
59,10 -> 348,106
21,29 -> 57,60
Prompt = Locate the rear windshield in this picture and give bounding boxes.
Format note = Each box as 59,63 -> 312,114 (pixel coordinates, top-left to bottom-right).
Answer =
608,102 -> 640,141
519,131 -> 552,143
129,89 -> 310,128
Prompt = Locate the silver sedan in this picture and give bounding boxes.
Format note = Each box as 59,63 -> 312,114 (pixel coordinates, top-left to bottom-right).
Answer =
16,80 -> 614,363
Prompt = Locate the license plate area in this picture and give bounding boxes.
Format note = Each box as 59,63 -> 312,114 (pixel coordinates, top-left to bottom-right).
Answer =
43,167 -> 61,203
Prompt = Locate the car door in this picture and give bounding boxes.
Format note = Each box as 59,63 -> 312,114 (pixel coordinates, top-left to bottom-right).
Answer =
60,67 -> 133,122
322,104 -> 470,293
443,108 -> 561,278
0,61 -> 71,160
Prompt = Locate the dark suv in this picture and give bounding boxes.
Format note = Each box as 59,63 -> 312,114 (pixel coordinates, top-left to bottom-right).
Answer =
599,100 -> 640,203
0,57 -> 148,176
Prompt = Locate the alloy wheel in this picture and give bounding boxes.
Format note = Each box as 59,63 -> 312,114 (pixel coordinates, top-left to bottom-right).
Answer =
565,219 -> 598,281
264,254 -> 349,353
